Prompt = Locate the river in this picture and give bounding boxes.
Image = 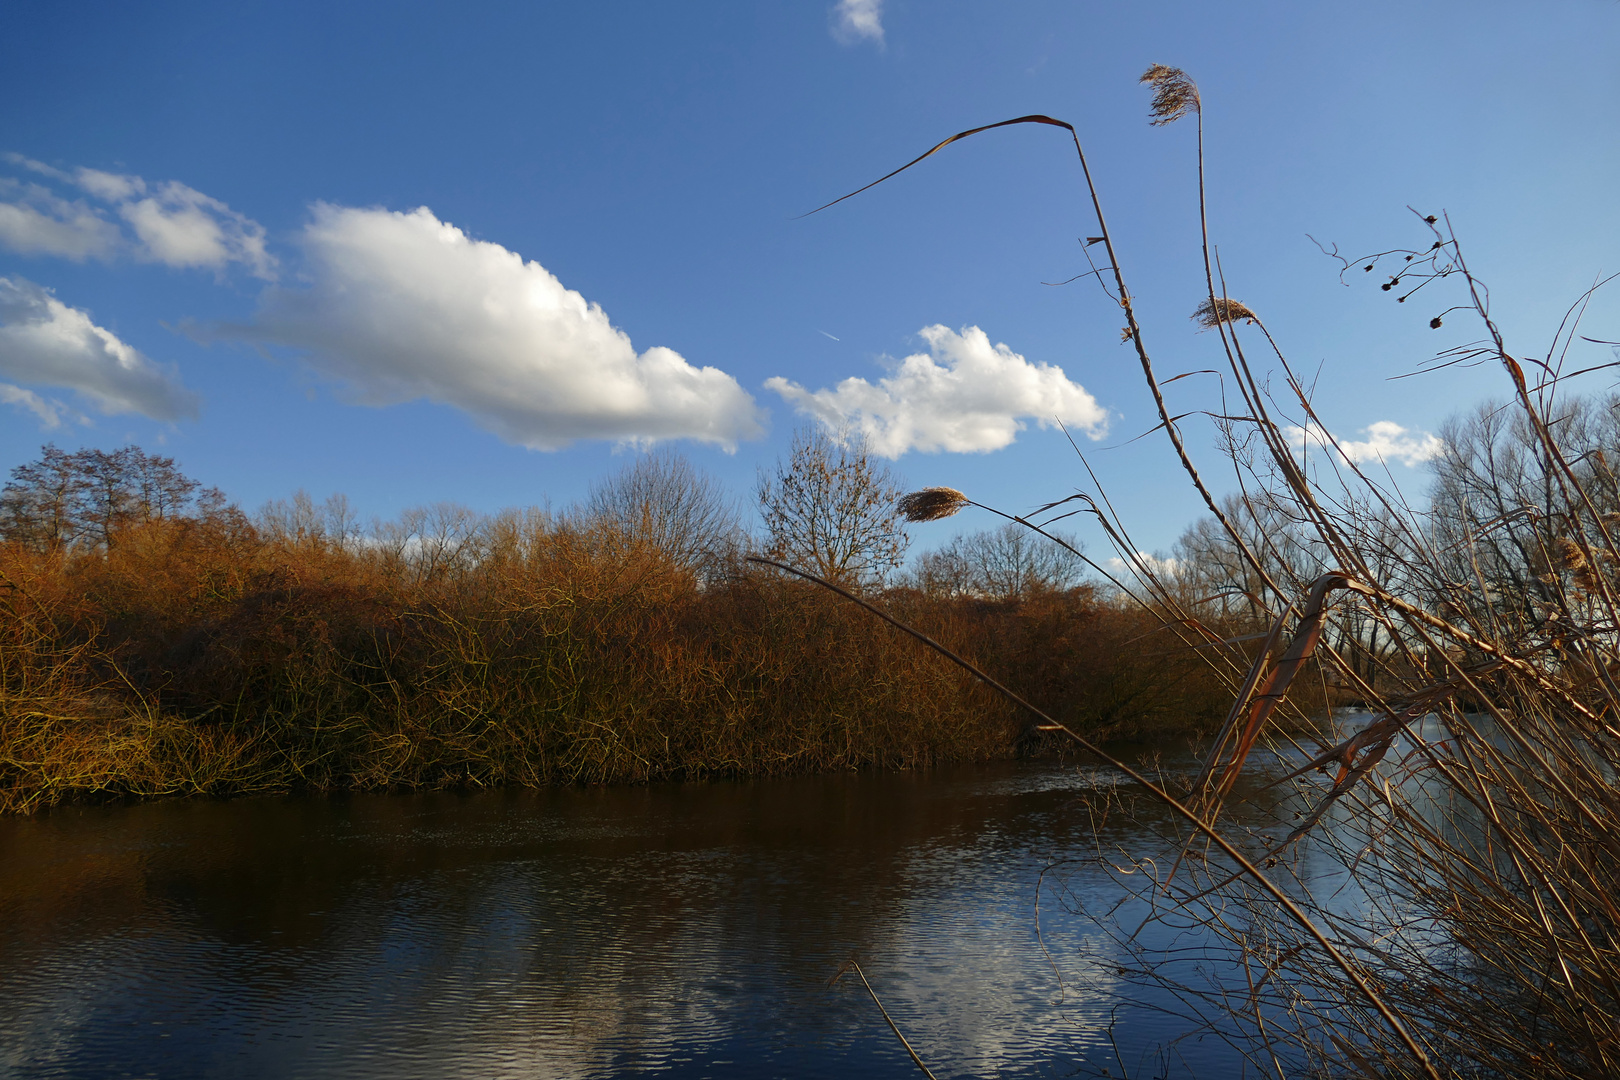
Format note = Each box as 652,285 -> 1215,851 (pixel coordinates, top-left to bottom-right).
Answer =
0,747 -> 1356,1079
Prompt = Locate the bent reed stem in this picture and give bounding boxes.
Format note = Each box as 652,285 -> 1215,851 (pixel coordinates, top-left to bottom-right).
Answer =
746,555 -> 1441,1080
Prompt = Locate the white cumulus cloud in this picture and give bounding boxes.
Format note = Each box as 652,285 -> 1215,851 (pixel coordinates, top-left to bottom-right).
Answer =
832,0 -> 884,45
0,179 -> 122,260
117,179 -> 274,277
0,276 -> 200,422
0,154 -> 274,278
1286,420 -> 1443,468
765,324 -> 1108,458
237,204 -> 765,451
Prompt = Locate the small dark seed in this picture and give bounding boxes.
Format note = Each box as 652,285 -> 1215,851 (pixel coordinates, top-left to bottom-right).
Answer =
1430,317 -> 1443,329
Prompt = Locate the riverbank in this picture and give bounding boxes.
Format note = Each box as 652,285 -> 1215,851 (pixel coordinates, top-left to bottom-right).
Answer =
0,515 -> 1246,813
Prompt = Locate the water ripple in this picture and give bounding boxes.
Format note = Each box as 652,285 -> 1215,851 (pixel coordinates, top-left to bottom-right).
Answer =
0,761 -> 1308,1079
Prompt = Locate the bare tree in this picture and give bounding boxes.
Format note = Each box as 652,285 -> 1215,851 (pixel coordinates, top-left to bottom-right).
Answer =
373,503 -> 488,584
1172,491 -> 1327,622
757,426 -> 908,588
0,444 -> 218,552
912,523 -> 1086,601
0,445 -> 81,551
585,448 -> 744,582
1424,395 -> 1620,636
257,491 -> 362,551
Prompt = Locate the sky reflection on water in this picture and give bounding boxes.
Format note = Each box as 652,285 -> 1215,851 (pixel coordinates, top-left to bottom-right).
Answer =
0,755 -> 1325,1079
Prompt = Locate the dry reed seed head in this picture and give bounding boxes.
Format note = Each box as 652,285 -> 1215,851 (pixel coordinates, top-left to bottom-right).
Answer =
1191,297 -> 1259,329
897,487 -> 970,523
1556,536 -> 1589,573
1140,64 -> 1200,125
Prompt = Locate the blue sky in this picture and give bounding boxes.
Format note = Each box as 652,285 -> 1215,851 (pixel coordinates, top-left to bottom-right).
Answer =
2,0 -> 1616,559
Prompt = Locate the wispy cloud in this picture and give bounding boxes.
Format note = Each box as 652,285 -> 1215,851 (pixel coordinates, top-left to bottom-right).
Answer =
0,382 -> 77,429
1285,420 -> 1443,468
831,0 -> 884,47
0,276 -> 200,423
766,324 -> 1107,457
226,204 -> 765,451
1105,551 -> 1181,579
0,154 -> 274,278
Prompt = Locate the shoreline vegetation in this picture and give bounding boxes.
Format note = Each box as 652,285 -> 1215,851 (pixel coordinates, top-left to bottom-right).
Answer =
0,445 -> 1259,816
813,64 -> 1620,1080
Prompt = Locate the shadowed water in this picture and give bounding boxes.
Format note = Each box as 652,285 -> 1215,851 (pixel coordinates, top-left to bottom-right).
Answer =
0,753 -> 1346,1079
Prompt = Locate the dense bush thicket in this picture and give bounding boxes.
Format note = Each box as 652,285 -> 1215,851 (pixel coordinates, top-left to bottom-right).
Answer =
0,451 -> 1238,813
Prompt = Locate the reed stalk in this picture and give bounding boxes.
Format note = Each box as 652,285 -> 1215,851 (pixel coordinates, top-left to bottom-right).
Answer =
807,64 -> 1620,1078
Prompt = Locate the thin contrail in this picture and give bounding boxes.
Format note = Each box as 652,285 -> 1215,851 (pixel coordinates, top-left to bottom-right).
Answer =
818,330 -> 840,341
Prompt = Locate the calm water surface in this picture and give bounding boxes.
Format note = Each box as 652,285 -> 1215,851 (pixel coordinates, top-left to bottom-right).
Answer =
0,753 -> 1339,1079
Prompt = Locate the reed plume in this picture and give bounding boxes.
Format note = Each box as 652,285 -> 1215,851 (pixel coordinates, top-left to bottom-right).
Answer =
1140,64 -> 1200,126
1191,296 -> 1259,328
897,487 -> 970,523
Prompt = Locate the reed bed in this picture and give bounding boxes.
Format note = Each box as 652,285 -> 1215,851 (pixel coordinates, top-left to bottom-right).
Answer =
821,65 -> 1620,1079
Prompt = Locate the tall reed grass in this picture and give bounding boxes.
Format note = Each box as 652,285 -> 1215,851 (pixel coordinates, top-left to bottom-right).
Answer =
814,64 -> 1620,1079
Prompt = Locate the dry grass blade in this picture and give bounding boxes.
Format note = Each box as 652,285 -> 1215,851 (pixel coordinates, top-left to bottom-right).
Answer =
798,114 -> 1079,218
1197,572 -> 1356,811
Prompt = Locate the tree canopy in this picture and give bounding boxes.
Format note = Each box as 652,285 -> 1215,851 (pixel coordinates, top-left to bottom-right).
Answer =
0,444 -> 222,552
756,427 -> 908,588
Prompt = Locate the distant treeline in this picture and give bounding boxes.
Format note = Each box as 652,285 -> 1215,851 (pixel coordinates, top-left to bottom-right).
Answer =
0,440 -> 1243,813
